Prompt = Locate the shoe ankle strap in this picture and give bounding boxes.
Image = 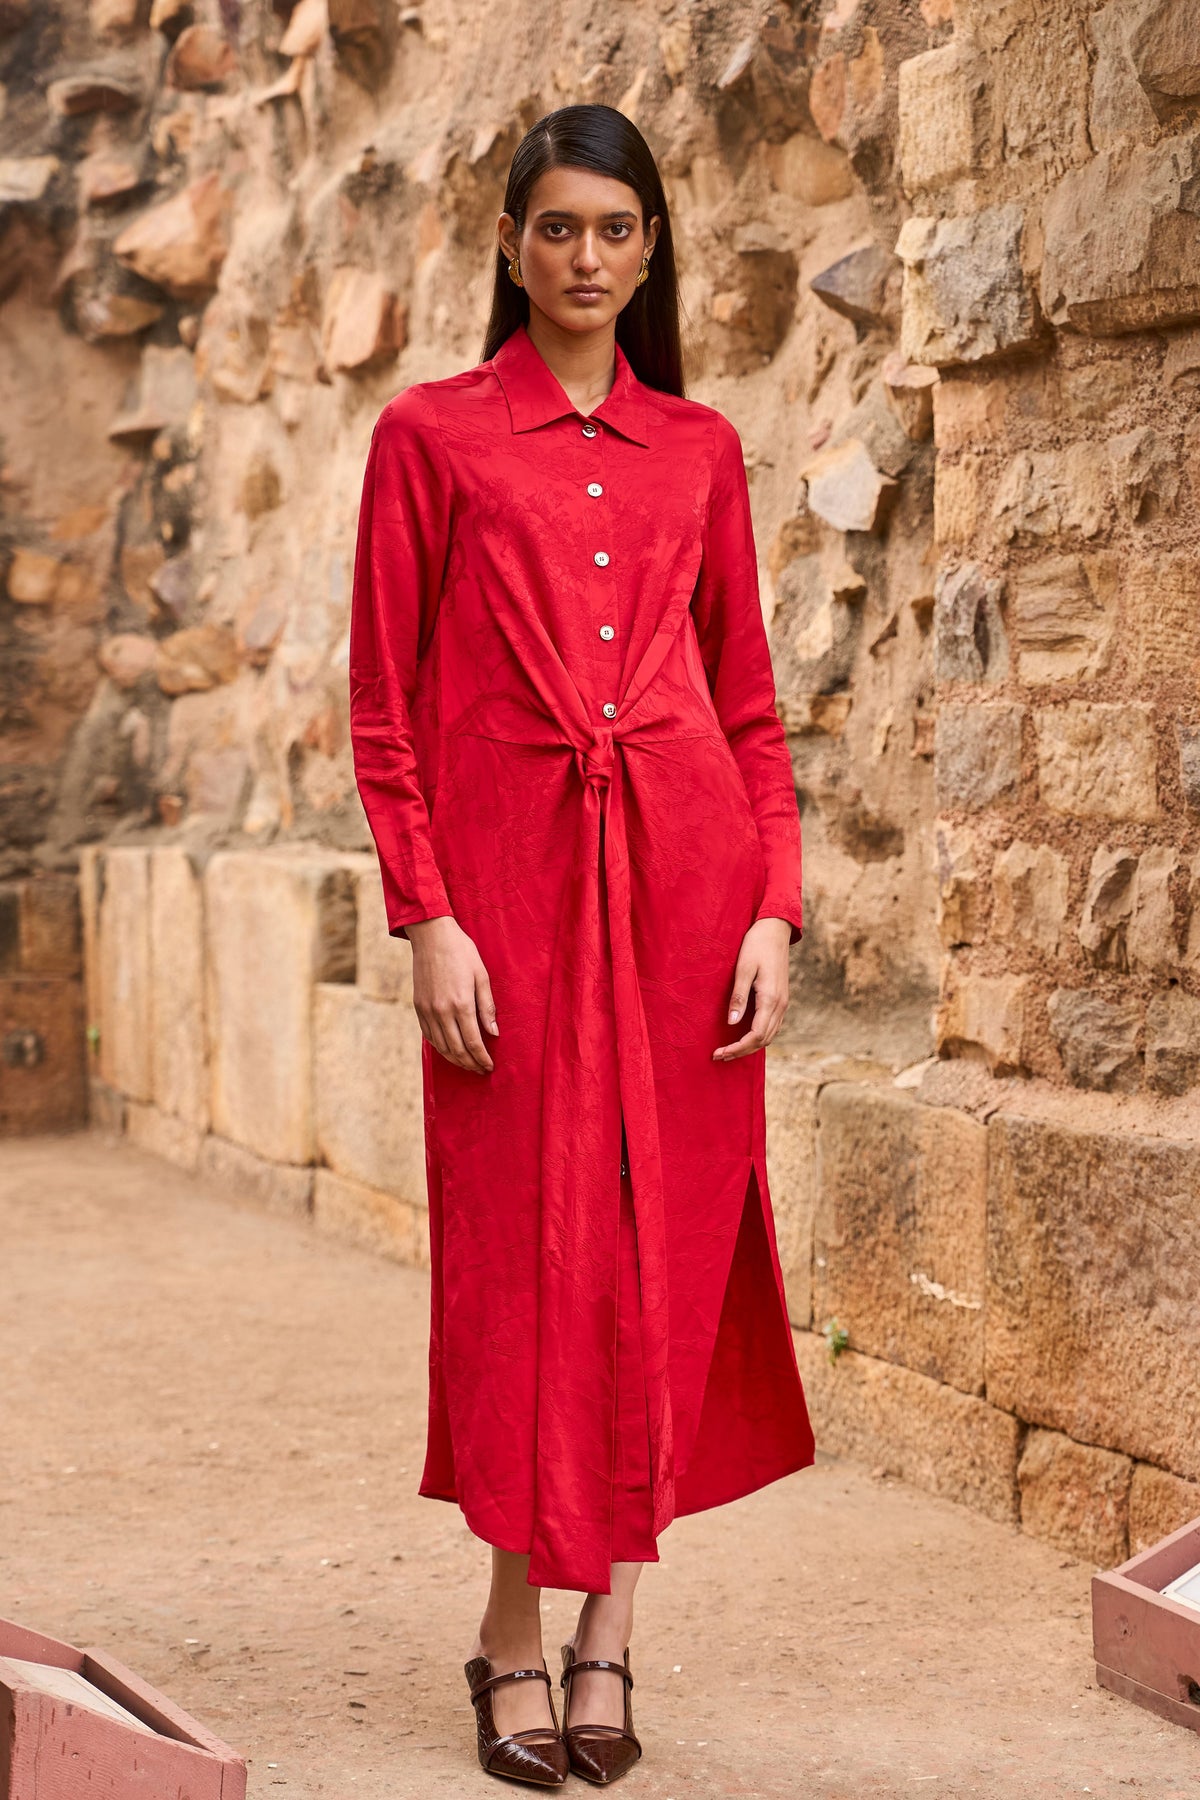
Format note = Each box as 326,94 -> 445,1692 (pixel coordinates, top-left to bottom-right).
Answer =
470,1665 -> 552,1702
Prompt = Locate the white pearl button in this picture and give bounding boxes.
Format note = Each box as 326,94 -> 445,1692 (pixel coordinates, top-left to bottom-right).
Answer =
602,702 -> 617,719
599,624 -> 615,640
581,422 -> 597,437
587,482 -> 603,497
593,550 -> 610,567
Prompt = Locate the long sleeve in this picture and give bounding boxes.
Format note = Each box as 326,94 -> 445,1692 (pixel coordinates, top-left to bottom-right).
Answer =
349,385 -> 454,938
690,413 -> 804,944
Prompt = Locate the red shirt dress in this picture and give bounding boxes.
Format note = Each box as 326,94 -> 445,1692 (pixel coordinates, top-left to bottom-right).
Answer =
349,321 -> 815,1595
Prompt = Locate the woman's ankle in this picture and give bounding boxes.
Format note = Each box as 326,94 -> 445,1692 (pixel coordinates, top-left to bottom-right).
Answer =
472,1605 -> 546,1669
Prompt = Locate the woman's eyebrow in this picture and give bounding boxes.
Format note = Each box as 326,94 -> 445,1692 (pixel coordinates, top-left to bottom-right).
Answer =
532,208 -> 639,222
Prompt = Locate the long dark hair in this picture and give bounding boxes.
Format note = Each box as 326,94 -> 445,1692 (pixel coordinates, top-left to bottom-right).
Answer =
480,105 -> 685,397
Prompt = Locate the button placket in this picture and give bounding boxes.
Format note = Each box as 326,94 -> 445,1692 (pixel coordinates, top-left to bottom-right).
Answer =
578,416 -> 619,715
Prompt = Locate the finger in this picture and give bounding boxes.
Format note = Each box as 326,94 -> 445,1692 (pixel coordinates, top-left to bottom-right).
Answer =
424,1011 -> 456,1062
726,957 -> 757,1025
713,1026 -> 768,1061
455,1002 -> 495,1074
436,1013 -> 479,1073
475,968 -> 499,1038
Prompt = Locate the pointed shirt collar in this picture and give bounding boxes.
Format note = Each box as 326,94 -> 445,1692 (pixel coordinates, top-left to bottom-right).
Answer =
492,322 -> 650,447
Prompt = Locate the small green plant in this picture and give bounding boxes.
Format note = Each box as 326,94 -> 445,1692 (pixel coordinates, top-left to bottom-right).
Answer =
86,1024 -> 101,1059
823,1317 -> 850,1366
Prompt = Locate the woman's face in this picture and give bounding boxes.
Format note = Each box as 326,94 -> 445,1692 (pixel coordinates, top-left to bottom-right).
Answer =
498,164 -> 661,336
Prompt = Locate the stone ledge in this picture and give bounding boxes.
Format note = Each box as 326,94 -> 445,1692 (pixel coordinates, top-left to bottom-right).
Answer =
313,1168 -> 430,1269
125,1101 -> 202,1174
196,1133 -> 314,1220
792,1328 -> 1022,1524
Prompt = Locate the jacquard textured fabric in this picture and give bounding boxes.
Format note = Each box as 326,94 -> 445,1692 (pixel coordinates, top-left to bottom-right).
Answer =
349,322 -> 815,1594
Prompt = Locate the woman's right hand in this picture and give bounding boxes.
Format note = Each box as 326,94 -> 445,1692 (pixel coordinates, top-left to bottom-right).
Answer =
406,917 -> 498,1073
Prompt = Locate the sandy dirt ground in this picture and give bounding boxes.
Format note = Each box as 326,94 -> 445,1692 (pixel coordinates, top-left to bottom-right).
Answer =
0,1132 -> 1196,1799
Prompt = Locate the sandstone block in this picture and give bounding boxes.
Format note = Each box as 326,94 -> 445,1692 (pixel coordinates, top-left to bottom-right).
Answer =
992,841 -> 1069,956
1035,703 -> 1158,822
814,1085 -> 985,1394
933,562 -> 1006,685
98,634 -> 157,688
206,850 -> 357,1166
1047,988 -> 1142,1092
764,1053 -> 820,1330
149,847 -> 208,1129
314,984 -> 425,1201
897,206 -> 1041,368
321,266 -> 405,374
1129,1463 -> 1200,1554
113,171 -> 232,300
881,351 -> 937,441
933,454 -> 982,546
1089,0 -> 1158,149
1079,845 -> 1137,969
1145,987 -> 1200,1096
354,862 -> 412,1003
987,1111 -> 1200,1481
96,847 -> 152,1102
1108,427 -> 1180,524
792,1330 -> 1021,1523
1010,553 -> 1117,684
800,438 -> 896,533
166,24 -> 237,89
932,376 -> 1005,451
1017,1428 -> 1131,1566
0,157 -> 58,205
313,1169 -> 430,1270
768,132 -> 855,207
809,243 -> 898,328
898,39 -> 992,194
1126,845 -> 1180,974
1126,552 -> 1200,681
1179,724 -> 1200,812
1042,132 -> 1200,335
155,625 -> 239,696
278,0 -> 326,56
197,1133 -> 315,1220
992,445 -> 1111,543
125,1100 -> 202,1174
935,702 -> 1024,811
1129,2 -> 1200,118
936,820 -> 984,948
937,972 -> 1029,1074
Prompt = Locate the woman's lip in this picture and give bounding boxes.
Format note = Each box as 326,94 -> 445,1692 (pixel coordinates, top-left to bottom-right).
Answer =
567,286 -> 606,295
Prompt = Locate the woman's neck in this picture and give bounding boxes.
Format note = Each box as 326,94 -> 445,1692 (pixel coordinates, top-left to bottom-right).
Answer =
524,311 -> 617,417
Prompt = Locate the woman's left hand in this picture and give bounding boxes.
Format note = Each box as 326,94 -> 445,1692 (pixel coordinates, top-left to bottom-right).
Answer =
712,916 -> 793,1062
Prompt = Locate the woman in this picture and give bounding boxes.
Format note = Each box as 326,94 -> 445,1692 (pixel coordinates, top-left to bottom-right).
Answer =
349,103 -> 815,1789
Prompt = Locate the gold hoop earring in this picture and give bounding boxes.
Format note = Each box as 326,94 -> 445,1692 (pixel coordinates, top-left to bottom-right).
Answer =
507,253 -> 524,288
636,252 -> 651,287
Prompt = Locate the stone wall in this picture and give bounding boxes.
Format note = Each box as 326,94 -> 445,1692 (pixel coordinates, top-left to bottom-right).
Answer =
6,0 -> 1200,1560
83,840 -> 1200,1567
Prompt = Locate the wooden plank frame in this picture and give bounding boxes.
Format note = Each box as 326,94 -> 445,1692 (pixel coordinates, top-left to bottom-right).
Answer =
0,1617 -> 247,1799
1092,1513 -> 1200,1736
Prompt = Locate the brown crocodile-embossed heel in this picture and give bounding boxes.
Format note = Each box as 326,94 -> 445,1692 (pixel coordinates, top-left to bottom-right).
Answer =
464,1655 -> 569,1788
559,1642 -> 642,1786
